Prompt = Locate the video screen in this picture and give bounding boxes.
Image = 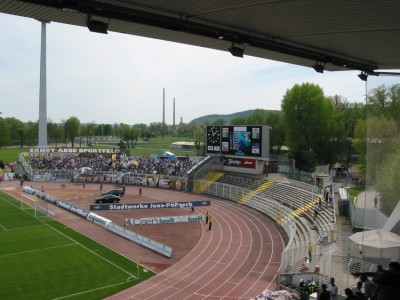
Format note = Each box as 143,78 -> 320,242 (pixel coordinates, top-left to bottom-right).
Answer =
206,125 -> 267,157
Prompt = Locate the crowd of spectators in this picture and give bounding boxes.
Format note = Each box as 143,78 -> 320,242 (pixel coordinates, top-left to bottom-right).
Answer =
350,262 -> 400,300
30,156 -> 113,171
295,262 -> 400,300
29,154 -> 194,177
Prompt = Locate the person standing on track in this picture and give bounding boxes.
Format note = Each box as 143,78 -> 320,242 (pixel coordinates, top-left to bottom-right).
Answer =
205,211 -> 210,224
308,242 -> 313,261
208,215 -> 212,230
139,186 -> 142,196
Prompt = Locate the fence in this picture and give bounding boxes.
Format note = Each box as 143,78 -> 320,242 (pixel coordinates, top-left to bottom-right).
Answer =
286,178 -> 319,194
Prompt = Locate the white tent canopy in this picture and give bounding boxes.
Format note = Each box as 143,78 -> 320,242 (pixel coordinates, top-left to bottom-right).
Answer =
349,229 -> 400,259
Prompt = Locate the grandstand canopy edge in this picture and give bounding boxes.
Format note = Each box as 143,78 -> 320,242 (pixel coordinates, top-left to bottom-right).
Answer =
1,1 -> 398,72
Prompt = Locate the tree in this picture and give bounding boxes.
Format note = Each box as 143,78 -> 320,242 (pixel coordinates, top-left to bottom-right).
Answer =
25,121 -> 38,146
367,117 -> 400,179
130,127 -> 140,148
193,127 -> 205,156
246,109 -> 268,125
264,111 -> 285,155
0,118 -> 11,148
5,117 -> 26,146
177,123 -> 197,138
133,123 -> 148,139
86,122 -> 96,146
354,116 -> 400,180
48,121 -> 58,146
121,124 -> 131,147
331,98 -> 366,170
231,109 -> 286,155
103,124 -> 114,136
114,123 -> 122,139
212,119 -> 225,126
64,117 -> 80,147
376,149 -> 400,216
231,117 -> 247,125
149,122 -> 163,137
281,83 -> 340,171
368,84 -> 400,125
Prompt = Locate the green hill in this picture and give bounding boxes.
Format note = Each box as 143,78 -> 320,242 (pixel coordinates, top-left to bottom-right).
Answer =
189,110 -> 256,126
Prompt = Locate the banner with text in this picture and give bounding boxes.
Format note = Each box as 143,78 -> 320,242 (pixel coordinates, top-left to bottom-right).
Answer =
90,200 -> 210,211
125,214 -> 204,226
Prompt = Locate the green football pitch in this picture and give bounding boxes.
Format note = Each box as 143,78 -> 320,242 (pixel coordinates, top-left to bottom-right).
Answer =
0,191 -> 155,300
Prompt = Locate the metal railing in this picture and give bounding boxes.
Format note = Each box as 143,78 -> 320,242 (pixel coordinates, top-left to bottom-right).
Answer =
194,180 -> 320,282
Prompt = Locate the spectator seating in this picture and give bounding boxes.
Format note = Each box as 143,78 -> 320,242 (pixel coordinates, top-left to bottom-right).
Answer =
211,173 -> 336,274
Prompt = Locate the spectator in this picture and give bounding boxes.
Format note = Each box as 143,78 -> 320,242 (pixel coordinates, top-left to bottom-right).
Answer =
376,265 -> 384,273
353,262 -> 400,300
298,280 -> 310,300
360,274 -> 377,300
351,281 -> 362,295
344,288 -> 357,300
308,242 -> 313,261
300,257 -> 310,272
372,261 -> 400,300
318,283 -> 330,300
352,281 -> 366,299
327,277 -> 338,300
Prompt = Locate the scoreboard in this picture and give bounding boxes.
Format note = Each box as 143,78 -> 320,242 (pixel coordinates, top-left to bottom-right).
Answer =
206,125 -> 269,158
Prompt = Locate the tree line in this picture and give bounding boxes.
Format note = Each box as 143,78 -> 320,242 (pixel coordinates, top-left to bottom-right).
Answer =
0,117 -> 198,149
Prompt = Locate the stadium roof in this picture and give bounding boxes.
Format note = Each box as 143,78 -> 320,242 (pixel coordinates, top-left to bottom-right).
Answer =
1,0 -> 400,76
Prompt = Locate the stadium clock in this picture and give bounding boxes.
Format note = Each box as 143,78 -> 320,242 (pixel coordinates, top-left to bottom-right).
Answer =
207,126 -> 221,145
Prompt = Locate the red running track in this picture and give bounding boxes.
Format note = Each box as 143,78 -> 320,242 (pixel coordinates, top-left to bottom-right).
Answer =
108,196 -> 286,299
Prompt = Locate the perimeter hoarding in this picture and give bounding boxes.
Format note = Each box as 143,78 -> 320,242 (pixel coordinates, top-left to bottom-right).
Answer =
90,200 -> 211,211
125,215 -> 204,226
206,125 -> 269,158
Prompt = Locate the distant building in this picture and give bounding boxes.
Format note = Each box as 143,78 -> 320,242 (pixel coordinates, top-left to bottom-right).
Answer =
171,141 -> 202,151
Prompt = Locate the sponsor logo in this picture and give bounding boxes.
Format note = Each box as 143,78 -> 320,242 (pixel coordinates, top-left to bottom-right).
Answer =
242,158 -> 256,169
91,201 -> 210,211
125,215 -> 204,226
225,158 -> 242,167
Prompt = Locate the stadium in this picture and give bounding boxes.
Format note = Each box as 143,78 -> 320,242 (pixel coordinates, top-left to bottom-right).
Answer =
1,1 -> 400,300
1,128 -> 399,299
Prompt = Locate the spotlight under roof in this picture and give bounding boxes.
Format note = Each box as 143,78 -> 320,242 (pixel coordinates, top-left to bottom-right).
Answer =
313,62 -> 324,73
86,15 -> 109,34
228,43 -> 245,58
358,72 -> 368,81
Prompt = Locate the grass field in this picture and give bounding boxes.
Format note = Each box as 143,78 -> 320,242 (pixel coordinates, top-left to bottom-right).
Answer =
0,191 -> 155,300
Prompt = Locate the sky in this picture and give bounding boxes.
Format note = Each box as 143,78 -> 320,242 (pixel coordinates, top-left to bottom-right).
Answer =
1,13 -> 399,126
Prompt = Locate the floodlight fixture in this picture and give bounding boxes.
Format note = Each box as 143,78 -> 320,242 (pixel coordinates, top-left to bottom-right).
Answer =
358,72 -> 368,81
228,43 -> 245,58
313,62 -> 324,73
86,15 -> 109,34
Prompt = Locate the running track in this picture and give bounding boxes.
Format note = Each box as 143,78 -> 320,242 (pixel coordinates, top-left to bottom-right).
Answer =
107,194 -> 286,299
